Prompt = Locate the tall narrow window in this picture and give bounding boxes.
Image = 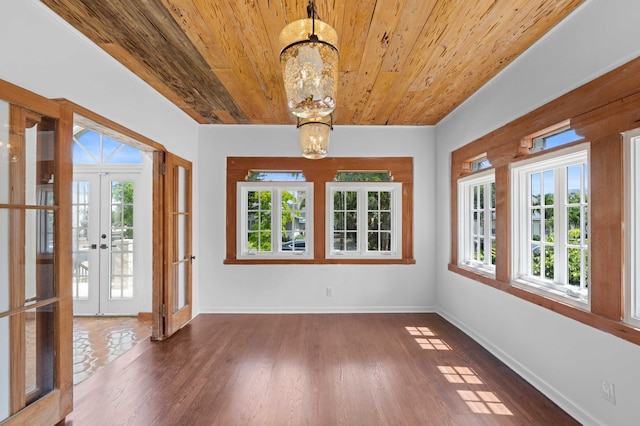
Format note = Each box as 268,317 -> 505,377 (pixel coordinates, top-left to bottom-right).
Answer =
326,182 -> 402,259
512,146 -> 589,307
623,128 -> 640,328
458,171 -> 496,275
237,182 -> 313,259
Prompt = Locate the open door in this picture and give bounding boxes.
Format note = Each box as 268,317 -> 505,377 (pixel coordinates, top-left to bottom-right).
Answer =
164,153 -> 193,337
0,81 -> 72,425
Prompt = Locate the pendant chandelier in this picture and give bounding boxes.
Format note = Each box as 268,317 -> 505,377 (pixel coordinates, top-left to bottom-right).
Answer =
297,115 -> 333,160
280,0 -> 338,159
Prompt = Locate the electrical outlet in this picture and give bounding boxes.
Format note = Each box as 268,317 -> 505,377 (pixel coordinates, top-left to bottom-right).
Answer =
601,381 -> 616,405
326,287 -> 333,297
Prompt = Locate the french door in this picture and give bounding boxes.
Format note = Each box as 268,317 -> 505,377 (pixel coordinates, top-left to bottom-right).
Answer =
164,153 -> 193,337
0,80 -> 73,425
72,172 -> 140,315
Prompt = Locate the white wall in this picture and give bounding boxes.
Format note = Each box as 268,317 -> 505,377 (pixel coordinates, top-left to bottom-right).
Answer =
198,125 -> 436,312
435,1 -> 640,424
0,0 -> 201,315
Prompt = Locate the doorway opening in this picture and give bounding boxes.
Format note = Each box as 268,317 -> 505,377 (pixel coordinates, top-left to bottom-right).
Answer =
70,121 -> 153,384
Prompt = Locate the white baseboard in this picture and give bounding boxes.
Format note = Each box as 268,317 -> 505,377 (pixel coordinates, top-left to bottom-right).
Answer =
436,307 -> 598,426
198,305 -> 437,314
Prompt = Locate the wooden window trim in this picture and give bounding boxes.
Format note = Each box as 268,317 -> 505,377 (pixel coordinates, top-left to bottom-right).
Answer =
449,56 -> 640,346
225,157 -> 415,265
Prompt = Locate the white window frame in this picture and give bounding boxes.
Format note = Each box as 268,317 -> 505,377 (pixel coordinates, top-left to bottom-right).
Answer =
623,128 -> 640,328
326,182 -> 402,259
458,170 -> 496,276
511,144 -> 590,309
237,182 -> 313,259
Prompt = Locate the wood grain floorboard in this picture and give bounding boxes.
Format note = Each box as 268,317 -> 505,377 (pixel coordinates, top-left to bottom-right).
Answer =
63,313 -> 578,426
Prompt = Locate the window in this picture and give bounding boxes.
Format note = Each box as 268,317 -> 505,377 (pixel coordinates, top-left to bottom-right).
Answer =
73,128 -> 142,164
237,182 -> 313,259
530,127 -> 582,153
449,58 -> 640,346
226,157 -> 414,264
623,128 -> 640,328
326,182 -> 402,259
511,146 -> 589,306
458,171 -> 496,275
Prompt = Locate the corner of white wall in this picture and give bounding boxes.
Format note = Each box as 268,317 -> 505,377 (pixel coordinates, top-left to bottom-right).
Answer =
434,1 -> 640,424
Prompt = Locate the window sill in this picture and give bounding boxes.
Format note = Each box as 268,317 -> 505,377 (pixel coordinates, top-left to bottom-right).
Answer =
510,277 -> 588,310
448,263 -> 640,346
458,262 -> 496,279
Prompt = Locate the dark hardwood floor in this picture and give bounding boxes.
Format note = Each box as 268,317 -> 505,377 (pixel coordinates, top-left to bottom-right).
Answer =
64,313 -> 578,425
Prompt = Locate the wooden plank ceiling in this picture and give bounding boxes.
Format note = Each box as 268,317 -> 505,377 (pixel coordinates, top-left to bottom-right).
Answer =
42,0 -> 585,125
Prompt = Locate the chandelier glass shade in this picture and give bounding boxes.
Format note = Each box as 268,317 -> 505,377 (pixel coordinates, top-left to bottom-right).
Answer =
280,18 -> 339,118
297,115 -> 333,160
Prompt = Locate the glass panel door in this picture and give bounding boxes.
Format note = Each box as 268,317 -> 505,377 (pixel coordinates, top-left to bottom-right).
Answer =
72,173 -> 140,315
71,175 -> 100,315
0,85 -> 72,424
102,175 -> 138,314
165,153 -> 192,337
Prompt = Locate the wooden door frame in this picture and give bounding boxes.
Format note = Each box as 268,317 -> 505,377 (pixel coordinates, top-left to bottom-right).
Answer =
0,82 -> 187,424
0,80 -> 73,425
56,100 -> 169,340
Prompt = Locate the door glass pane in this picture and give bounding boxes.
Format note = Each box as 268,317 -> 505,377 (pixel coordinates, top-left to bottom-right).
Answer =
110,181 -> 134,300
177,214 -> 186,261
0,316 -> 8,422
173,261 -> 187,312
1,208 -> 55,305
24,205 -> 55,302
175,211 -> 188,311
24,305 -> 56,405
0,100 -> 9,205
0,209 -> 9,313
23,117 -> 56,207
178,166 -> 187,212
72,181 -> 91,300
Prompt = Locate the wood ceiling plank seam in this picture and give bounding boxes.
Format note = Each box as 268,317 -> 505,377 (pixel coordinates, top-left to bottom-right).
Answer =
161,0 -> 262,123
359,71 -> 399,125
400,0 -> 585,124
140,0 -> 249,123
160,0 -> 231,69
282,0 -> 306,25
379,0 -> 438,73
322,0 -> 346,46
42,0 -> 113,44
48,0 -> 248,124
399,1 -> 508,123
337,0 -> 377,73
41,0 -> 209,123
344,0 -> 407,124
43,0 -> 587,126
255,0 -> 297,123
192,0 -> 274,121
99,43 -> 208,124
372,1 -> 454,124
393,0 -> 530,123
220,0 -> 290,123
372,0 -> 437,125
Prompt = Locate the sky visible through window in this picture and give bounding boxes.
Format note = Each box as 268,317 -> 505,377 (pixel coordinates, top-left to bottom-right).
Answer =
73,129 -> 142,164
246,171 -> 305,181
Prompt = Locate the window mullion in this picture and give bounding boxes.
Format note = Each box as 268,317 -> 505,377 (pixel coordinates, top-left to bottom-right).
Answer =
484,182 -> 492,266
555,166 -> 567,286
273,188 -> 281,253
359,189 -> 365,254
521,170 -> 530,280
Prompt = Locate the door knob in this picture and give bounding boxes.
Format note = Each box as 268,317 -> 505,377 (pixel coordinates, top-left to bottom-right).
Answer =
100,244 -> 108,249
